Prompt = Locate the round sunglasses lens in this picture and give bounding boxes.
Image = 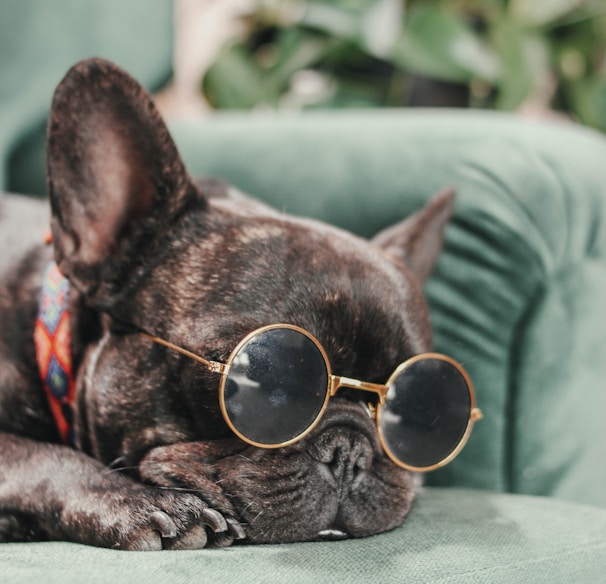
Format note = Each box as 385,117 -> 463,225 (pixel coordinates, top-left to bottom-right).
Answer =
222,328 -> 329,446
379,357 -> 471,469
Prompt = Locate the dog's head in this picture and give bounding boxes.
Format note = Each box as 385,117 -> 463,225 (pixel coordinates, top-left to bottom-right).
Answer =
46,59 -> 455,544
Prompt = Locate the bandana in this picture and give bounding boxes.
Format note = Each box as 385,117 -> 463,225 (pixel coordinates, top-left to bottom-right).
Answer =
33,261 -> 75,446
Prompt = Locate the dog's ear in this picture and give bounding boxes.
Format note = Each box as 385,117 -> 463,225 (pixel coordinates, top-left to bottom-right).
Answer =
372,188 -> 455,284
46,58 -> 201,305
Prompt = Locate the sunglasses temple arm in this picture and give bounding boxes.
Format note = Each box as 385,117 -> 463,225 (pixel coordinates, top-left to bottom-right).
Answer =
139,333 -> 231,375
330,376 -> 388,404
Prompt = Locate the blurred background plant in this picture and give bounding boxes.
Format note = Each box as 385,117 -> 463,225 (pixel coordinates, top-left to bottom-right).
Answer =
200,0 -> 606,130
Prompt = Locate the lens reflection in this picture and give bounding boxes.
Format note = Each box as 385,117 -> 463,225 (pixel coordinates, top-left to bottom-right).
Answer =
379,356 -> 471,469
222,327 -> 329,445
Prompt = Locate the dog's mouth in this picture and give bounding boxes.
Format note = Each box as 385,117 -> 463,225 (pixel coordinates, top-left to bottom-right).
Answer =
213,400 -> 415,544
317,528 -> 349,540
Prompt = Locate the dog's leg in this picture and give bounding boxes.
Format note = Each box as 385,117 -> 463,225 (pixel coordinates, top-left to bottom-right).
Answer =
0,433 -> 239,549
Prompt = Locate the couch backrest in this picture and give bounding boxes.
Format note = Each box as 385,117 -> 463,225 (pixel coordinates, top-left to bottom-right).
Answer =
170,110 -> 606,507
0,0 -> 174,195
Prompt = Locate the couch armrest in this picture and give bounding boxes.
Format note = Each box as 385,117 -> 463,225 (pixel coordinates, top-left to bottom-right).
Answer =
0,0 -> 174,195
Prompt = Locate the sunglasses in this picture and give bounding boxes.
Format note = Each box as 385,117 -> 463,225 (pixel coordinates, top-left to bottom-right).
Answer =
141,324 -> 482,472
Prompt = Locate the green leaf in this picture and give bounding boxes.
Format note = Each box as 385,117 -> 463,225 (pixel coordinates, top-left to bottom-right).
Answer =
392,5 -> 500,83
491,18 -> 550,110
203,46 -> 270,109
359,0 -> 403,58
269,28 -> 329,87
509,0 -> 590,27
307,0 -> 376,11
564,77 -> 606,130
300,2 -> 359,39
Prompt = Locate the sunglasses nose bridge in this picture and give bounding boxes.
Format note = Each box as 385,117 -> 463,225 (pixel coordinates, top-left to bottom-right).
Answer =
329,375 -> 389,405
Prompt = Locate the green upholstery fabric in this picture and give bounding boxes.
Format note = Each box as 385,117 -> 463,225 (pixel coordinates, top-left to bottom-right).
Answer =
169,111 -> 606,509
0,0 -> 174,195
2,488 -> 605,584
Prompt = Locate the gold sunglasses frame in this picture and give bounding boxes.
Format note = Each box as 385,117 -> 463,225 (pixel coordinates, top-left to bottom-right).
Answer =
141,323 -> 482,472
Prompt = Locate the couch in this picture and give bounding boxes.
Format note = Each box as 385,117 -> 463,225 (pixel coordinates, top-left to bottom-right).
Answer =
1,108 -> 605,584
2,2 -> 606,583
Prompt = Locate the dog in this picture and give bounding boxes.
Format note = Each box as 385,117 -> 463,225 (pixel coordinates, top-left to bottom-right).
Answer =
0,58 -> 456,550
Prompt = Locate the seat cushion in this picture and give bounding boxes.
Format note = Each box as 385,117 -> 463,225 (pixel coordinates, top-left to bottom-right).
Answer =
1,488 -> 604,583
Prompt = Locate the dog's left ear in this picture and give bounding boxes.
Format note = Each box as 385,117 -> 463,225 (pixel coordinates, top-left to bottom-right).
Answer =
372,188 -> 455,284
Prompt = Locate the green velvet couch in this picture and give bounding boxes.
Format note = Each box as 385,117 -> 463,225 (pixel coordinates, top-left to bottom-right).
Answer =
2,110 -> 606,584
2,2 -> 606,583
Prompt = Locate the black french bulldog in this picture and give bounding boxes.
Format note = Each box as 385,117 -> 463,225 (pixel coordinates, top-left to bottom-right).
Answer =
0,59 -> 455,550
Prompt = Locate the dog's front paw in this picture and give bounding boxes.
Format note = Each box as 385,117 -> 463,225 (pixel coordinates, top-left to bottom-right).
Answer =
67,482 -> 236,551
122,490 -> 230,551
138,440 -> 246,548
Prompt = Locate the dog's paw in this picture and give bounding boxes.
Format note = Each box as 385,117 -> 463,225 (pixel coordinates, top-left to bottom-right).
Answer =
137,441 -> 246,548
0,512 -> 36,543
121,492 -> 229,551
63,480 -> 237,551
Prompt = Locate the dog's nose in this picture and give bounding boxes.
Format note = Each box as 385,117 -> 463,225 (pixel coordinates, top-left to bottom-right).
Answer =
309,429 -> 374,489
305,399 -> 383,489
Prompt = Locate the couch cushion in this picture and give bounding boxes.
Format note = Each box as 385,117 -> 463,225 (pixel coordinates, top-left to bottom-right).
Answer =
170,110 -> 606,505
1,488 -> 604,583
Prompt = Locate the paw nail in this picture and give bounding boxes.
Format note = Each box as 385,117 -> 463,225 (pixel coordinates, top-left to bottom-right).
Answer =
201,508 -> 227,533
227,518 -> 246,540
150,511 -> 177,538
